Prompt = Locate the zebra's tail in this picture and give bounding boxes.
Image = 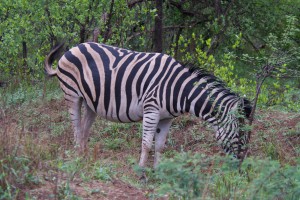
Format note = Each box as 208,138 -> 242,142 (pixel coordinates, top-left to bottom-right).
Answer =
44,43 -> 65,77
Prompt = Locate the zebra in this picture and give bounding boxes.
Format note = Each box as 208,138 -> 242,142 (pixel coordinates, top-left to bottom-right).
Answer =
45,42 -> 252,170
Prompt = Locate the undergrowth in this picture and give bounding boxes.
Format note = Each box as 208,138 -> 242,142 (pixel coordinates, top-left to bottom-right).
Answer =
153,152 -> 300,200
0,80 -> 299,199
0,78 -> 62,109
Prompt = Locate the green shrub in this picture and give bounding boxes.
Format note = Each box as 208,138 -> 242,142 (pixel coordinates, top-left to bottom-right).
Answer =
153,152 -> 300,200
154,152 -> 214,199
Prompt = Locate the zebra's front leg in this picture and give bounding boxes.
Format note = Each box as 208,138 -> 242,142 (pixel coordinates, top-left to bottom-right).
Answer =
139,111 -> 160,180
154,119 -> 173,168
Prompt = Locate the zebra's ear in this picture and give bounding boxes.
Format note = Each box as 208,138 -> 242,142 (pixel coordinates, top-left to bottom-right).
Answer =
242,98 -> 252,119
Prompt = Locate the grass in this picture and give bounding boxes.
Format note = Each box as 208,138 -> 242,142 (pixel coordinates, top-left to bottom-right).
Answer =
0,79 -> 300,199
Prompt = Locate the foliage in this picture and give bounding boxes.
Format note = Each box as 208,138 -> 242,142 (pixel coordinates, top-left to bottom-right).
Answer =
154,152 -> 300,200
243,16 -> 300,110
168,32 -> 255,101
0,0 -> 155,79
168,13 -> 300,111
1,0 -> 299,110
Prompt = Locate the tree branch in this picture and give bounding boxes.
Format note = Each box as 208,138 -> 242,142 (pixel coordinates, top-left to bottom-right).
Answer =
127,0 -> 154,9
169,0 -> 196,17
153,0 -> 163,52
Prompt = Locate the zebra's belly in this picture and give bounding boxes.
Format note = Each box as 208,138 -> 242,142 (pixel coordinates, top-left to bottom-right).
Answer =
103,113 -> 143,123
94,103 -> 144,123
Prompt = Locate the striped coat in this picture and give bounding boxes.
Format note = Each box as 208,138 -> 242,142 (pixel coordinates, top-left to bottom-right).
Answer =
45,42 -> 251,170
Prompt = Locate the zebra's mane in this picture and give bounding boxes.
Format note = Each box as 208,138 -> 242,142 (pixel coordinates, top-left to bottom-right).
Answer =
184,63 -> 252,119
184,63 -> 228,91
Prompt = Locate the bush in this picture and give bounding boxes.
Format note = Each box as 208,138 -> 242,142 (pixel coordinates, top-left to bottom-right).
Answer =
153,151 -> 300,200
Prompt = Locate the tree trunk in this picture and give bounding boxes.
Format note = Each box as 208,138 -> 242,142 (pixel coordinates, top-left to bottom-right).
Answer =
214,0 -> 222,17
79,26 -> 86,43
153,0 -> 163,53
22,41 -> 28,73
103,0 -> 115,43
174,27 -> 183,59
93,28 -> 100,43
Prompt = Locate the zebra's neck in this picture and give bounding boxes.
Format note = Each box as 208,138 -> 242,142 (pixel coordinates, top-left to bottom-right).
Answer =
181,73 -> 240,125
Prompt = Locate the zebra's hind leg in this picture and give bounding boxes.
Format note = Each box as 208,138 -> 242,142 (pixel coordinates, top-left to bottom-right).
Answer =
80,101 -> 96,154
154,118 -> 173,168
66,96 -> 83,152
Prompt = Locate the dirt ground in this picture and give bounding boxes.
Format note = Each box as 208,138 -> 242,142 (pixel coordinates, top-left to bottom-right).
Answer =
26,179 -> 148,200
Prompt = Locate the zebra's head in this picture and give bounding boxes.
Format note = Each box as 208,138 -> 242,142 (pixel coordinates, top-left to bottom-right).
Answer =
214,98 -> 252,159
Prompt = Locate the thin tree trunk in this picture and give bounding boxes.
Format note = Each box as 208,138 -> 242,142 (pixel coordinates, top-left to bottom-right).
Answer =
174,27 -> 182,59
103,0 -> 115,43
44,3 -> 56,48
93,28 -> 100,43
79,26 -> 86,43
22,41 -> 28,74
153,0 -> 163,53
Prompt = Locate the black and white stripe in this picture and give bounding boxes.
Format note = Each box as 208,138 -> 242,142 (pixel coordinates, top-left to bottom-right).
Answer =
45,42 -> 252,168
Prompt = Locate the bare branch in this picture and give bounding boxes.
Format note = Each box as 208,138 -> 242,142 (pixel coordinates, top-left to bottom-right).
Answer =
169,0 -> 196,17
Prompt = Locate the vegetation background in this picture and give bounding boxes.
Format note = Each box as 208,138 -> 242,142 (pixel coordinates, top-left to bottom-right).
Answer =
0,0 -> 299,199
